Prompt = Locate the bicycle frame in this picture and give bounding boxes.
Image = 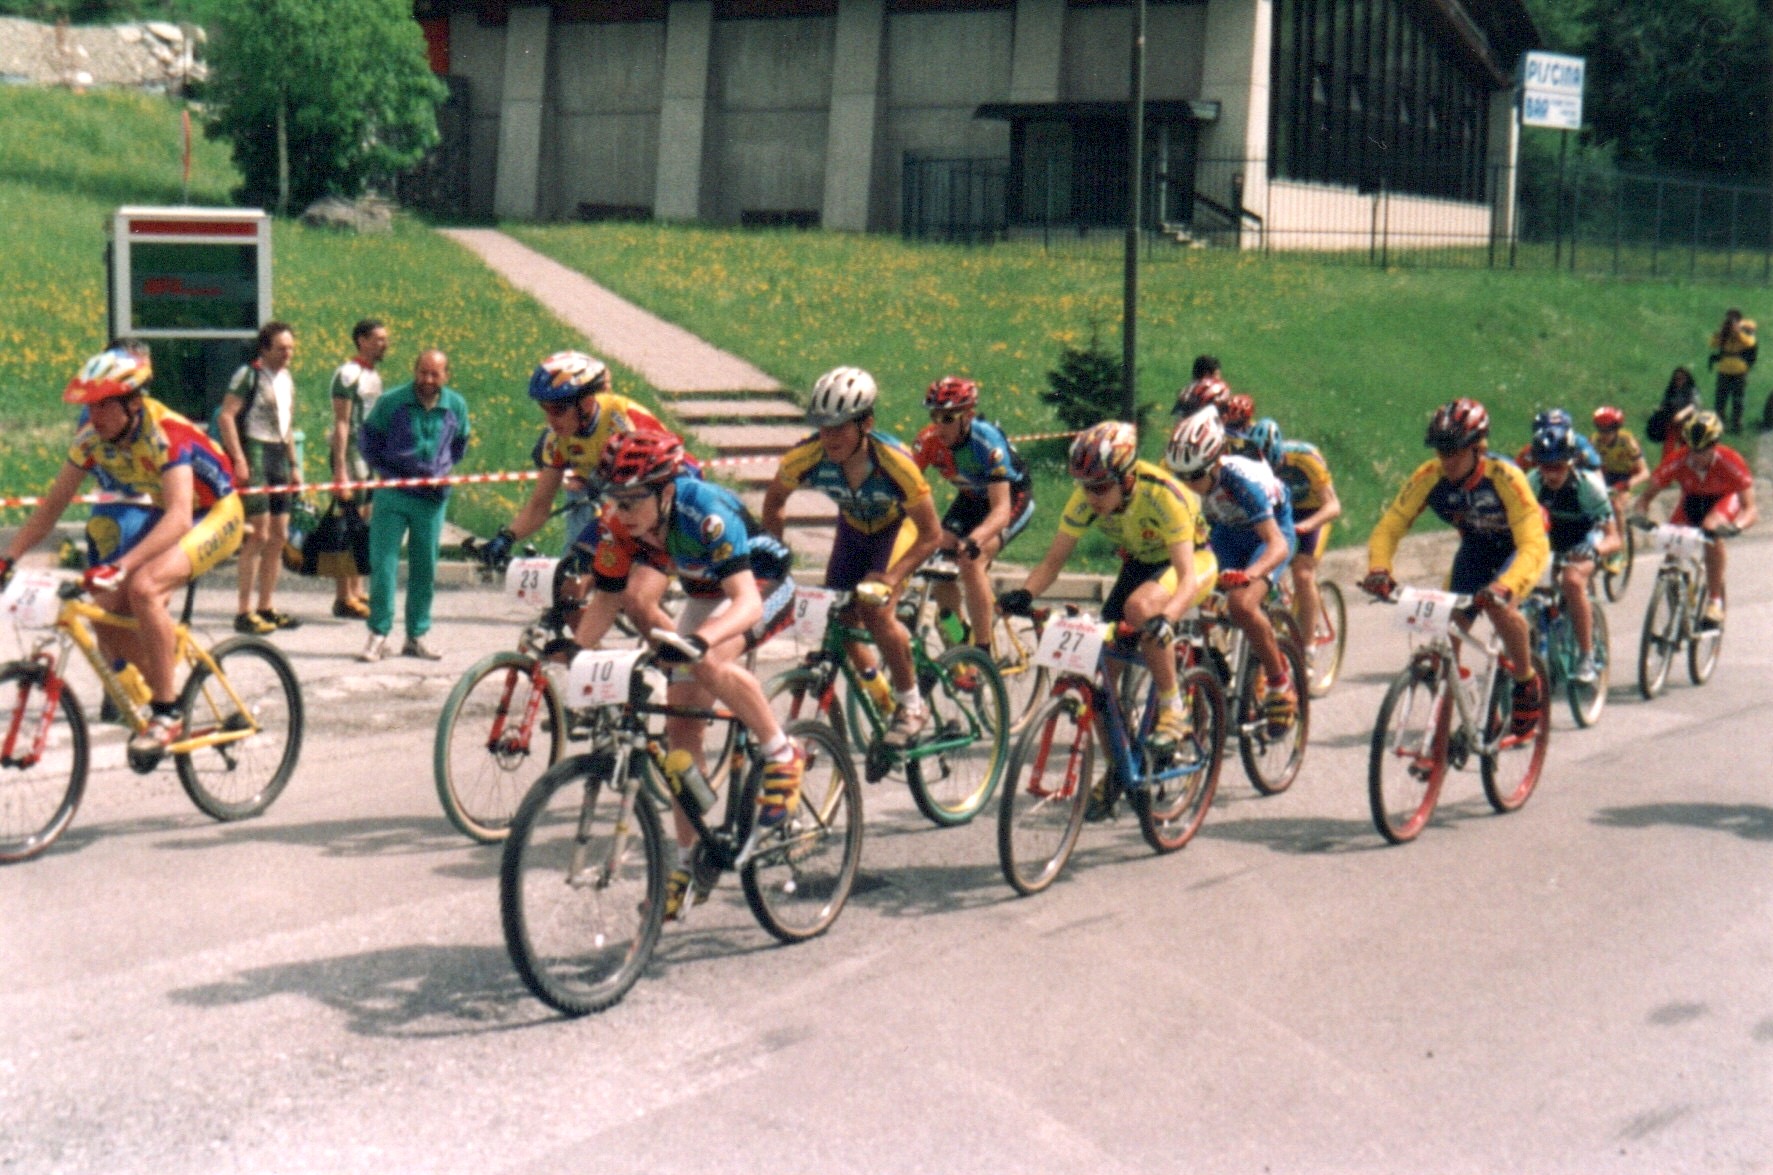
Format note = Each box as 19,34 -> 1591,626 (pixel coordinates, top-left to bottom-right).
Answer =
1390,615 -> 1510,762
1045,630 -> 1208,797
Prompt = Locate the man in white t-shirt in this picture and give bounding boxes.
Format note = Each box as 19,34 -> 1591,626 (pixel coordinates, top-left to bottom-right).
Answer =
216,321 -> 303,635
326,318 -> 388,618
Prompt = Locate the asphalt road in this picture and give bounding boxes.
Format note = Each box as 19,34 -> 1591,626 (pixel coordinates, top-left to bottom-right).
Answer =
3,535 -> 1771,1174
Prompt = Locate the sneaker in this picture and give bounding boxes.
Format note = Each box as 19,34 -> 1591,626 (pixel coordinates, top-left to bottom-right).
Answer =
126,711 -> 181,765
1510,673 -> 1543,739
1573,651 -> 1597,684
257,608 -> 302,631
1148,704 -> 1193,755
233,611 -> 275,635
359,633 -> 390,663
1084,776 -> 1116,822
1262,687 -> 1297,740
883,702 -> 928,749
661,868 -> 693,921
402,636 -> 442,661
332,597 -> 370,619
948,662 -> 981,693
1701,598 -> 1725,629
757,743 -> 805,829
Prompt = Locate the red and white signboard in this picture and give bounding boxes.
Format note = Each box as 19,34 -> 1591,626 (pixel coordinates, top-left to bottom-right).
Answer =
110,206 -> 272,340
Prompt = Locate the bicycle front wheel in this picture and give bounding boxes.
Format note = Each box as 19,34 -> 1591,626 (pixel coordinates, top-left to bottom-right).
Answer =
1132,666 -> 1225,854
1637,575 -> 1681,699
1601,524 -> 1633,602
742,720 -> 863,944
1481,654 -> 1550,813
500,754 -> 665,1016
1567,605 -> 1610,728
1305,581 -> 1346,697
0,665 -> 88,864
1367,655 -> 1450,845
997,692 -> 1092,895
434,651 -> 565,843
1236,634 -> 1310,795
176,637 -> 303,821
992,613 -> 1050,733
1688,607 -> 1723,685
906,645 -> 1008,826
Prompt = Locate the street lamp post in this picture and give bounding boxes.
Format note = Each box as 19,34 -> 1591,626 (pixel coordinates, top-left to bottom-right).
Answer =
1122,0 -> 1147,425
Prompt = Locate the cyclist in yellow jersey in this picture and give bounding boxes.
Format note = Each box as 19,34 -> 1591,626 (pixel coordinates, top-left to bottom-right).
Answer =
475,351 -> 679,569
762,366 -> 941,747
998,421 -> 1215,757
1248,418 -> 1342,666
1362,398 -> 1548,736
0,349 -> 245,764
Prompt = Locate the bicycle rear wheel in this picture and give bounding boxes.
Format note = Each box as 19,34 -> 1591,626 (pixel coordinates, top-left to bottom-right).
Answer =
992,613 -> 1050,734
500,753 -> 665,1016
906,645 -> 1008,826
1132,667 -> 1225,854
1688,608 -> 1723,685
1481,654 -> 1550,813
742,720 -> 862,944
1305,581 -> 1346,698
0,664 -> 88,864
1367,655 -> 1449,844
997,692 -> 1092,895
1637,575 -> 1681,699
1236,634 -> 1310,796
1566,605 -> 1610,728
1601,524 -> 1633,602
175,637 -> 303,821
434,651 -> 565,843
765,664 -> 849,748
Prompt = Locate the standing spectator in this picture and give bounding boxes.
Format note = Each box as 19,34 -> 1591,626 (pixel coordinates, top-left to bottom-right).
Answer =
1707,308 -> 1756,434
357,349 -> 470,663
1645,365 -> 1701,461
327,318 -> 389,618
215,321 -> 303,635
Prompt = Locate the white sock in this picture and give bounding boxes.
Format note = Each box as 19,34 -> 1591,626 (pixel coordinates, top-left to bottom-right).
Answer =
896,686 -> 924,712
760,732 -> 790,760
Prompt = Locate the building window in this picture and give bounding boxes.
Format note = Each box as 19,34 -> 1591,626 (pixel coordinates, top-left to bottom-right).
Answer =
1270,0 -> 1488,201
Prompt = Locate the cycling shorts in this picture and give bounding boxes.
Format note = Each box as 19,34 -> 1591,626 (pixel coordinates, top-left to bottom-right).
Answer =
241,439 -> 293,517
1101,547 -> 1218,624
1293,523 -> 1331,560
824,516 -> 919,592
182,495 -> 247,578
667,574 -> 797,682
1447,535 -> 1517,597
1208,515 -> 1297,580
86,502 -> 158,566
1673,492 -> 1743,527
941,490 -> 1034,552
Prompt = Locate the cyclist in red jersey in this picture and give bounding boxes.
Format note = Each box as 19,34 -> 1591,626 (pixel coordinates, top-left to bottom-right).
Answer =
1631,409 -> 1757,627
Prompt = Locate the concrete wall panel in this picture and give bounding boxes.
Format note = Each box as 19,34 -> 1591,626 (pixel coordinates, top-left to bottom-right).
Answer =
703,110 -> 830,220
1061,5 -> 1207,102
711,16 -> 834,111
883,10 -> 1013,108
558,111 -> 662,213
551,21 -> 665,114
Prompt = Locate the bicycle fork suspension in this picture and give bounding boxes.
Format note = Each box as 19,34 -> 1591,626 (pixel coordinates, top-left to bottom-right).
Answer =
570,742 -> 638,891
1,669 -> 60,770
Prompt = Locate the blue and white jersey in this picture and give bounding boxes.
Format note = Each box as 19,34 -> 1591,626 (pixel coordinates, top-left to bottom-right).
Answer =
1199,455 -> 1293,533
593,475 -> 791,598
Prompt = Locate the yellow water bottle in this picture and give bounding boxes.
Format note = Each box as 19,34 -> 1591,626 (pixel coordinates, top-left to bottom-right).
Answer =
115,661 -> 152,708
857,665 -> 896,717
663,748 -> 717,816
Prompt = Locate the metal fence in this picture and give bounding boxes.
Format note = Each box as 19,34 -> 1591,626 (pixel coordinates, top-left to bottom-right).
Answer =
902,151 -> 1773,283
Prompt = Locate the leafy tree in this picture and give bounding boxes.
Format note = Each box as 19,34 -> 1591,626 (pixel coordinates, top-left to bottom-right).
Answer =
203,0 -> 445,215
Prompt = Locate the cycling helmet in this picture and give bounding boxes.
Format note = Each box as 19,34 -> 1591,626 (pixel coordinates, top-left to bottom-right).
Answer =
1246,417 -> 1284,465
1068,420 -> 1139,485
528,350 -> 610,404
1530,423 -> 1578,465
1165,409 -> 1227,477
1592,405 -> 1625,431
1174,376 -> 1229,417
1425,398 -> 1489,451
924,375 -> 979,412
63,348 -> 152,404
806,366 -> 878,427
597,426 -> 685,490
1222,393 -> 1255,431
1682,409 -> 1724,451
1532,407 -> 1574,434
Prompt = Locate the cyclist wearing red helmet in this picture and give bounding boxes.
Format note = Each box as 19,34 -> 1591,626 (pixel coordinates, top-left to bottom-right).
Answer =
578,427 -> 802,918
1171,355 -> 1230,419
999,420 -> 1215,760
1363,398 -> 1549,737
912,375 -> 1034,653
1589,404 -> 1648,575
1,348 -> 244,765
1631,409 -> 1758,627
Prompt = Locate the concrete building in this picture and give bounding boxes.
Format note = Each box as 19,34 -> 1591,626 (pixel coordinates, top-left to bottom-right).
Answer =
413,0 -> 1537,249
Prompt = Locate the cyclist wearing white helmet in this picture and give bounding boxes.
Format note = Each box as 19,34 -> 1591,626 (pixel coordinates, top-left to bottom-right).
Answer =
1166,408 -> 1301,735
763,366 -> 941,747
2,348 -> 245,765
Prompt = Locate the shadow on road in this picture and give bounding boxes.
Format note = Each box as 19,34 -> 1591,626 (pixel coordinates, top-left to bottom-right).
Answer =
169,943 -> 551,1037
151,814 -> 489,860
1593,802 -> 1773,841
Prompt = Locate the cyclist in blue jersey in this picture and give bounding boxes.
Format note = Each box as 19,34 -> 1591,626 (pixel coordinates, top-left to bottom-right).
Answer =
1514,407 -> 1602,473
1526,421 -> 1618,683
762,366 -> 942,747
1166,408 -> 1300,733
912,375 -> 1034,654
576,429 -> 801,920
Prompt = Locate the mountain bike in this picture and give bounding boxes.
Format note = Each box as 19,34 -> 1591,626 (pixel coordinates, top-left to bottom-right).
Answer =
897,553 -> 1047,733
1519,554 -> 1611,728
996,605 -> 1226,895
0,571 -> 303,863
500,642 -> 859,1016
1273,574 -> 1345,697
766,580 -> 1009,826
1599,511 -> 1635,602
1186,589 -> 1310,796
1365,585 -> 1550,845
1631,518 -> 1725,699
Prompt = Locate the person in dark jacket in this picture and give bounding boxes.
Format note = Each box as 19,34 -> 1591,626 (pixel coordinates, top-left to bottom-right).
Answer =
1645,365 -> 1701,459
357,349 -> 470,662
